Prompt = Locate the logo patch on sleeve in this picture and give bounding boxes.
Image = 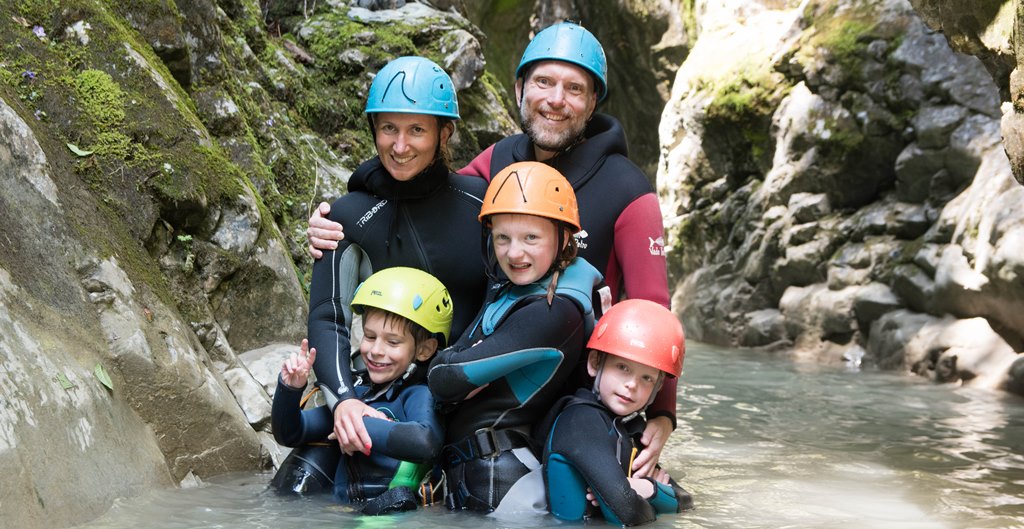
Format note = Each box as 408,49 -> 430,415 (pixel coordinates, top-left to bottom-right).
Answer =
648,236 -> 666,256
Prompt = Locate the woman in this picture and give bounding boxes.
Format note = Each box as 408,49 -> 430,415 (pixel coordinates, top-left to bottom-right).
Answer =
427,161 -> 605,513
272,57 -> 487,494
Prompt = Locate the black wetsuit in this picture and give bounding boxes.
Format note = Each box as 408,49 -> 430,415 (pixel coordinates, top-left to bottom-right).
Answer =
427,258 -> 603,513
307,157 -> 487,408
543,389 -> 693,525
271,371 -> 443,505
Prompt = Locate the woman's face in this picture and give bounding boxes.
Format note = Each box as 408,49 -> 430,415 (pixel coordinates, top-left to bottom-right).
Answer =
490,213 -> 561,286
373,113 -> 450,181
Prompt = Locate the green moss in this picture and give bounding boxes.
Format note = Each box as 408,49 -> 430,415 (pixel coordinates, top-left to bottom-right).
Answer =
681,0 -> 698,44
16,0 -> 59,23
706,68 -> 785,123
821,19 -> 875,72
704,67 -> 789,170
74,69 -> 126,127
300,11 -> 419,81
797,3 -> 884,83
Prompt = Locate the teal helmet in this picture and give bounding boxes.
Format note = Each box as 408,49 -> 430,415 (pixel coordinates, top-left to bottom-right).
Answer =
366,56 -> 460,119
515,22 -> 608,101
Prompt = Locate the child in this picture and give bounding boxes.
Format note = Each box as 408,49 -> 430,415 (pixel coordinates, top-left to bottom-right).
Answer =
427,161 -> 605,513
271,267 -> 452,515
542,299 -> 694,526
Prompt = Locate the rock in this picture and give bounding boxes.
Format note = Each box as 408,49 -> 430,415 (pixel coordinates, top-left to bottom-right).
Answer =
740,308 -> 788,347
912,104 -> 966,149
1001,105 -> 1024,187
851,282 -> 903,333
866,309 -> 937,370
222,366 -> 273,428
439,29 -> 484,91
891,263 -> 936,314
1006,355 -> 1024,396
239,342 -> 302,397
895,143 -> 945,203
946,114 -> 1001,184
788,192 -> 831,223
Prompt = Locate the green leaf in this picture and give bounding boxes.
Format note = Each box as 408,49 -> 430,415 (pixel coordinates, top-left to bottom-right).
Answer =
55,373 -> 74,390
67,143 -> 94,157
94,363 -> 113,390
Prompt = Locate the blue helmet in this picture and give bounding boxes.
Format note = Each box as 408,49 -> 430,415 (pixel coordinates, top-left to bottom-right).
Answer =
366,56 -> 460,119
515,22 -> 608,101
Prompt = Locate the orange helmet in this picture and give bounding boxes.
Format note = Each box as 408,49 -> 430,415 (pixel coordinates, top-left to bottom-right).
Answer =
479,161 -> 580,233
587,299 -> 685,377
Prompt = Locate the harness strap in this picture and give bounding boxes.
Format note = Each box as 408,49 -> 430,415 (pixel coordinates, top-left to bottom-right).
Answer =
441,427 -> 531,466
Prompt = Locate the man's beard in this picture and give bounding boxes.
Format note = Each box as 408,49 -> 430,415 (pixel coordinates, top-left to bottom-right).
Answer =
519,101 -> 588,153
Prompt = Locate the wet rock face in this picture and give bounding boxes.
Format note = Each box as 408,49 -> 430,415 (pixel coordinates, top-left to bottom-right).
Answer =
906,0 -> 1024,187
660,0 -> 1023,393
1,0 -> 517,526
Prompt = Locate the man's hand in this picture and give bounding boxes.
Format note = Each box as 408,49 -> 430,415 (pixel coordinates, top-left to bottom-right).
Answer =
307,201 -> 345,259
331,398 -> 386,455
631,416 -> 672,482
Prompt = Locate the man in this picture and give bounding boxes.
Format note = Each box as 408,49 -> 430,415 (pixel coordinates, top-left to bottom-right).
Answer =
308,22 -> 674,480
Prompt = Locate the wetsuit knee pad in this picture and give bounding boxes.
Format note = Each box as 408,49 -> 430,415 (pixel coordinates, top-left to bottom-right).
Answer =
445,452 -> 531,511
359,486 -> 418,515
269,444 -> 340,495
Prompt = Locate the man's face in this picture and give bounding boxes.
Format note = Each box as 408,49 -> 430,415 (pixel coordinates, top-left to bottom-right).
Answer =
516,60 -> 599,160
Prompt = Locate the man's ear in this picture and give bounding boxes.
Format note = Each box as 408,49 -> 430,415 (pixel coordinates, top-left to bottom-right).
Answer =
415,337 -> 439,362
586,350 -> 602,377
514,78 -> 524,106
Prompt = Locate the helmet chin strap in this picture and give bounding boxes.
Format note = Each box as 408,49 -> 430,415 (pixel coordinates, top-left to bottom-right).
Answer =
591,351 -> 606,398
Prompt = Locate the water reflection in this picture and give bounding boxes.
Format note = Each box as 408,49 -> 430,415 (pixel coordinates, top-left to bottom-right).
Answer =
80,343 -> 1024,529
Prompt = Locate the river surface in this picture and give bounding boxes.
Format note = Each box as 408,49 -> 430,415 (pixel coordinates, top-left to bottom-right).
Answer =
79,342 -> 1024,528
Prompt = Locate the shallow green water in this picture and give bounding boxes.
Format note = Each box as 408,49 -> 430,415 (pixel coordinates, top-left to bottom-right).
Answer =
80,343 -> 1024,528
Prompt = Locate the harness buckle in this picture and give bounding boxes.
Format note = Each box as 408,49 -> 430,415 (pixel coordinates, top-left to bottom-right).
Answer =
473,427 -> 501,459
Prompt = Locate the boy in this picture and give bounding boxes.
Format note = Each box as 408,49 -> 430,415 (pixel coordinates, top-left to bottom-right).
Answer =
271,267 -> 452,515
542,299 -> 694,526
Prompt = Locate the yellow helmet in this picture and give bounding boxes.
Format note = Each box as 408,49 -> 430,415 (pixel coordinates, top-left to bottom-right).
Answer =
351,267 -> 453,346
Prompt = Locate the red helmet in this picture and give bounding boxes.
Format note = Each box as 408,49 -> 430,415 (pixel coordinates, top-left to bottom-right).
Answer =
587,299 -> 685,377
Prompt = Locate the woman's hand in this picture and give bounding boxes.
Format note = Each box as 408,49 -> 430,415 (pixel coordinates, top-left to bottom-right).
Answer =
331,398 -> 386,455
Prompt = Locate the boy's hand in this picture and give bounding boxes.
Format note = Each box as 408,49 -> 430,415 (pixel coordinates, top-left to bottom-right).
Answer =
631,416 -> 671,483
307,202 -> 345,259
332,399 -> 387,456
280,339 -> 316,389
626,477 -> 656,499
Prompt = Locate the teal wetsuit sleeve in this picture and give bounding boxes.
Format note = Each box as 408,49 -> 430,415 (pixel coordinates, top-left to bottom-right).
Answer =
427,296 -> 582,403
362,385 -> 443,464
649,479 -> 680,514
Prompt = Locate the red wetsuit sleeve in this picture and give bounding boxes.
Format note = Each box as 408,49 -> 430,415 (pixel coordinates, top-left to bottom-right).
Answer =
609,193 -> 670,307
610,192 -> 676,427
457,144 -> 495,182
